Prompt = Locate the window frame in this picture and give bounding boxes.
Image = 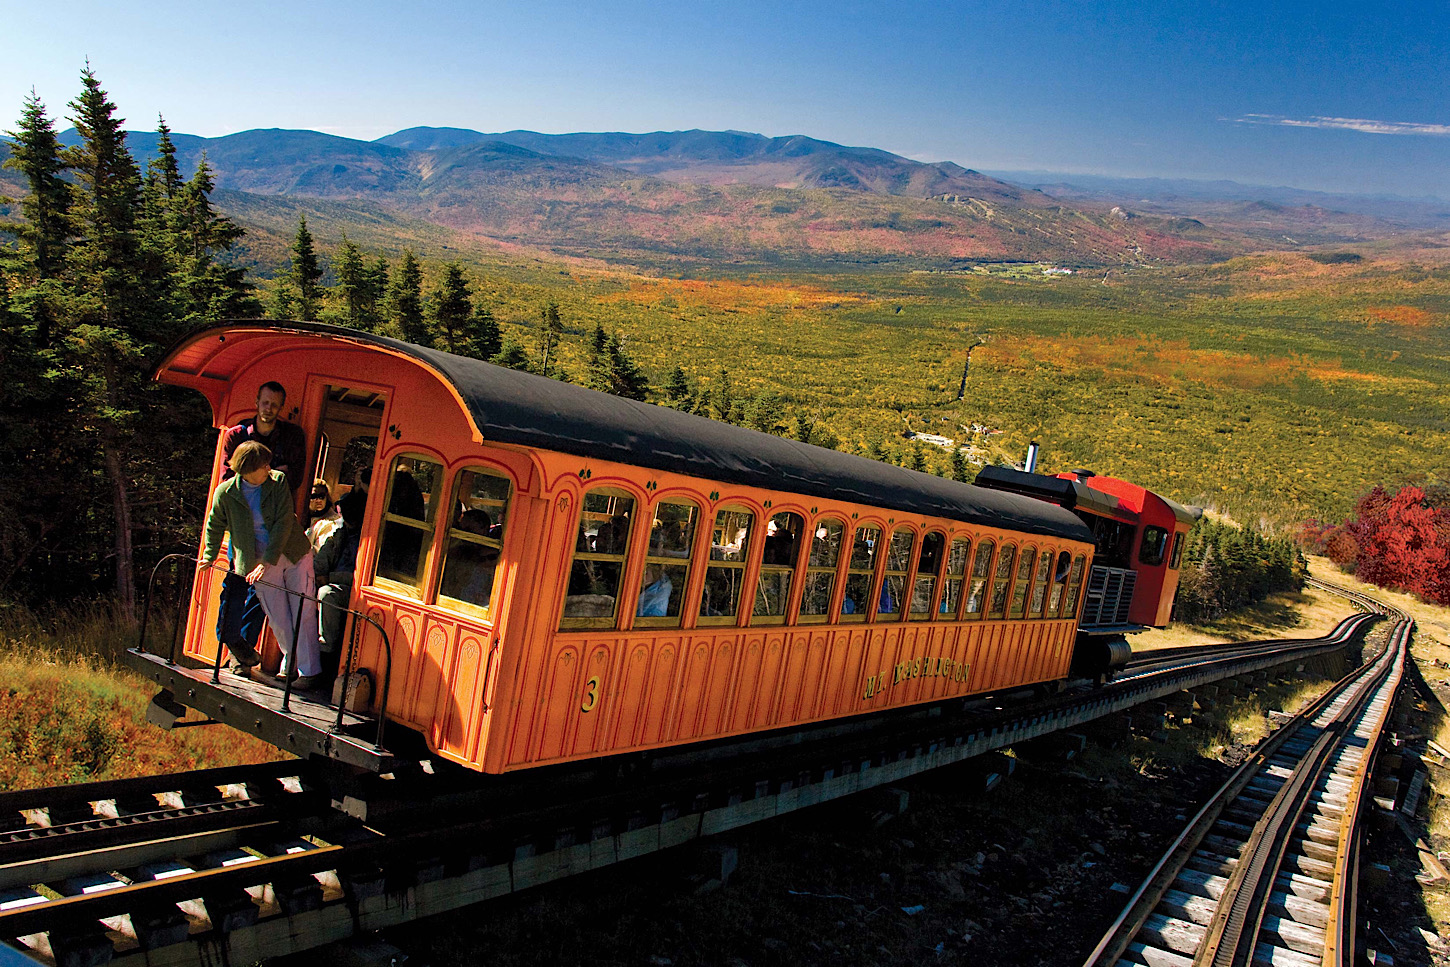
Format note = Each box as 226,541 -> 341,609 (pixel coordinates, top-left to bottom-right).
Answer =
840,522 -> 885,622
964,539 -> 995,620
1027,545 -> 1053,618
938,536 -> 972,620
1169,532 -> 1185,570
1008,545 -> 1038,619
877,526 -> 915,620
1046,550 -> 1072,618
987,543 -> 1017,620
753,510 -> 806,626
435,465 -> 514,620
633,497 -> 702,630
370,452 -> 446,599
1139,525 -> 1170,567
910,530 -> 947,620
697,504 -> 756,627
559,486 -> 640,631
1062,553 -> 1088,619
798,516 -> 847,624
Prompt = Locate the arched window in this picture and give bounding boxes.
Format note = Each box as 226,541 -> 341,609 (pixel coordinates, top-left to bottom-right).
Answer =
1063,554 -> 1087,619
910,531 -> 945,620
1009,547 -> 1037,618
940,538 -> 971,618
374,455 -> 442,594
561,489 -> 636,628
879,528 -> 914,618
1047,550 -> 1072,617
636,500 -> 699,627
1028,547 -> 1053,617
437,467 -> 512,616
699,507 -> 753,624
964,540 -> 993,619
799,518 -> 845,621
755,511 -> 805,623
987,544 -> 1016,619
840,524 -> 881,621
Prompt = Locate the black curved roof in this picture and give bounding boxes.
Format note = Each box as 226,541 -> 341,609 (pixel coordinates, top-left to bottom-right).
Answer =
183,322 -> 1095,544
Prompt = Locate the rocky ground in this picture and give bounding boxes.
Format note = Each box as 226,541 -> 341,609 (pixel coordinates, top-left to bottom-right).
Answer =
357,645 -> 1407,967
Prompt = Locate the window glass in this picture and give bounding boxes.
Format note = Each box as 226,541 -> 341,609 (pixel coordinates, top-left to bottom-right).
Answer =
879,528 -> 914,617
911,532 -> 945,619
964,540 -> 993,618
800,519 -> 844,619
841,524 -> 881,620
375,455 -> 442,591
438,468 -> 512,613
1140,526 -> 1169,567
1028,547 -> 1053,616
1047,550 -> 1072,618
1063,554 -> 1087,617
988,544 -> 1016,618
561,490 -> 636,625
1169,532 -> 1185,570
755,512 -> 804,621
636,501 -> 698,625
1009,548 -> 1036,618
940,538 -> 970,618
699,508 -> 753,622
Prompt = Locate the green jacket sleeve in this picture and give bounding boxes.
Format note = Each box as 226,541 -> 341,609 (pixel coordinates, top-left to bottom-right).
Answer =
202,486 -> 228,563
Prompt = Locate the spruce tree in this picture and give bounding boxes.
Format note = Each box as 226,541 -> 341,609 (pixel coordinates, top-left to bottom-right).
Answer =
388,249 -> 429,345
537,302 -> 562,376
287,216 -> 322,320
147,116 -> 183,207
3,89 -> 71,346
429,262 -> 473,353
332,234 -> 367,328
950,447 -> 969,482
605,332 -> 650,401
471,305 -> 502,360
711,367 -> 734,422
172,156 -> 253,321
362,255 -> 389,328
665,365 -> 692,407
491,338 -> 531,371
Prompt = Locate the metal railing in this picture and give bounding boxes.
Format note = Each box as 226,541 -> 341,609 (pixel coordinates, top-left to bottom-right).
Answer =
1079,564 -> 1136,627
137,553 -> 394,752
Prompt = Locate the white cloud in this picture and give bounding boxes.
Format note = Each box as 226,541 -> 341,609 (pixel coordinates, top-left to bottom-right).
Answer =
1233,113 -> 1450,137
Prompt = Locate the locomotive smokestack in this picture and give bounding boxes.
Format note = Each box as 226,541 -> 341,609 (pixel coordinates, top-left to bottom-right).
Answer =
1024,441 -> 1039,473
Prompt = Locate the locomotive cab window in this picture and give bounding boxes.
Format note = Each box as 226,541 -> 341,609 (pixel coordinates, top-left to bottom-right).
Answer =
699,507 -> 753,625
1008,547 -> 1036,619
374,455 -> 443,594
964,540 -> 993,619
940,538 -> 970,618
636,500 -> 698,626
561,489 -> 636,628
879,528 -> 914,617
754,511 -> 804,623
841,524 -> 881,620
799,518 -> 844,621
1169,532 -> 1185,570
438,468 -> 512,616
910,531 -> 945,619
1139,526 -> 1169,567
987,544 -> 1016,619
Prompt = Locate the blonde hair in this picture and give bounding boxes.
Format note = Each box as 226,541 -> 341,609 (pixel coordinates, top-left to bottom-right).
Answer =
229,440 -> 272,477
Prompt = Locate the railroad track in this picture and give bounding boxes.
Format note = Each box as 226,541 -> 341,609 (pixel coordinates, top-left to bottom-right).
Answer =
0,587 -> 1385,967
1083,598 -> 1411,967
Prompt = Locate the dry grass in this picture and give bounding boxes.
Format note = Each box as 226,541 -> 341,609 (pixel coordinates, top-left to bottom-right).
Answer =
1132,585 -> 1356,653
0,603 -> 287,791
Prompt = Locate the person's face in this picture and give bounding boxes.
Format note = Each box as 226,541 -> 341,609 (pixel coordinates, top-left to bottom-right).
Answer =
310,496 -> 327,512
242,464 -> 272,485
256,387 -> 286,425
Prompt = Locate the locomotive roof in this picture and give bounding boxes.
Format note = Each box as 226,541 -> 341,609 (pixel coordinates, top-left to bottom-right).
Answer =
159,322 -> 1095,545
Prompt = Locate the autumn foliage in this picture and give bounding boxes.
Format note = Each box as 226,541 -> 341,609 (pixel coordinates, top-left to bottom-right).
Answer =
1304,485 -> 1450,604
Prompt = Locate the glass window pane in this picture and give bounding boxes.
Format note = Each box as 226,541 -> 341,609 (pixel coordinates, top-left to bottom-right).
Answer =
800,571 -> 836,616
946,539 -> 970,578
973,541 -> 995,579
965,578 -> 988,616
377,520 -> 426,586
918,532 -> 945,577
941,578 -> 963,616
809,519 -> 844,567
762,512 -> 803,566
989,545 -> 1016,617
700,565 -> 745,618
440,535 -> 501,608
564,560 -> 624,617
886,529 -> 915,573
1010,549 -> 1036,618
842,572 -> 873,616
880,575 -> 905,614
576,491 -> 635,555
710,509 -> 753,562
386,457 -> 437,522
754,568 -> 793,616
638,563 -> 687,618
453,469 -> 511,540
911,575 -> 936,616
849,525 -> 880,570
648,502 -> 697,559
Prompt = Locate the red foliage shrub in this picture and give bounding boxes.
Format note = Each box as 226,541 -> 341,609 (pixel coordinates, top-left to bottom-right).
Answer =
1345,485 -> 1450,604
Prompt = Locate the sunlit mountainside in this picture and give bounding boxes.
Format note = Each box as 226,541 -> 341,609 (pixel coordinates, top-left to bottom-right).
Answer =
12,125 -> 1424,271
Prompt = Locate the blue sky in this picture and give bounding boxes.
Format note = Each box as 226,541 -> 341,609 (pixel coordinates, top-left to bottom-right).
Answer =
4,0 -> 1446,197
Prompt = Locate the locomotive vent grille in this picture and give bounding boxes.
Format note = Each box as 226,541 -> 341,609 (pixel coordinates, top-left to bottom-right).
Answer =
1081,565 -> 1137,628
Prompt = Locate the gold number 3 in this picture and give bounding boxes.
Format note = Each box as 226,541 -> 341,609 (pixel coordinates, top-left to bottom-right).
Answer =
581,675 -> 600,713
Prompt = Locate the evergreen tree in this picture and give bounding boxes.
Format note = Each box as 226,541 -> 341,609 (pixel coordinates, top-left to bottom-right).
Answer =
537,301 -> 563,376
665,365 -> 692,408
147,116 -> 184,207
429,262 -> 473,353
711,366 -> 735,422
471,305 -> 502,360
491,338 -> 531,371
286,216 -> 323,320
332,235 -> 368,329
584,323 -> 611,391
361,255 -> 389,328
171,156 -> 254,321
387,249 -> 429,345
605,332 -> 650,400
3,90 -> 71,346
907,445 -> 927,473
949,447 -> 969,482
743,390 -> 783,433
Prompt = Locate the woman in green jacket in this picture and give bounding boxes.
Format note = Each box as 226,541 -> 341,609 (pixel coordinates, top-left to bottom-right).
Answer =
203,440 -> 322,688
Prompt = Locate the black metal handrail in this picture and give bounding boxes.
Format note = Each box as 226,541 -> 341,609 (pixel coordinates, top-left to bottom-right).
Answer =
137,552 -> 395,752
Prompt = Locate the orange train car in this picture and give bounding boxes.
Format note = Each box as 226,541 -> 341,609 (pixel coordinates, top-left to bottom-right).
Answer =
129,322 -> 1104,774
